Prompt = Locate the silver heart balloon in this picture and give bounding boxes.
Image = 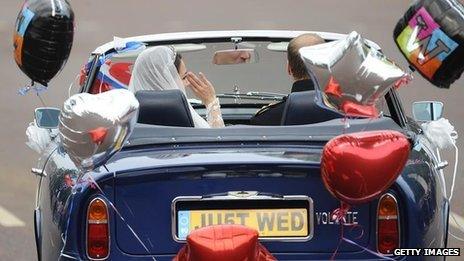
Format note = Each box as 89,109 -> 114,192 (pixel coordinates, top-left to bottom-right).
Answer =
59,89 -> 139,170
299,31 -> 407,117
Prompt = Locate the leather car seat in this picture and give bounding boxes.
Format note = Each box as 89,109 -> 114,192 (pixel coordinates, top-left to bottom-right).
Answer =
135,89 -> 194,127
281,91 -> 342,125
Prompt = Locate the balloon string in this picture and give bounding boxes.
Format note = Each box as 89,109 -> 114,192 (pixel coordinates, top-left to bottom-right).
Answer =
341,116 -> 349,134
347,223 -> 365,240
331,221 -> 393,260
330,223 -> 364,260
331,202 -> 350,223
17,82 -> 54,128
425,120 -> 463,241
67,73 -> 81,98
330,223 -> 344,260
446,143 -> 464,241
37,92 -> 48,108
342,237 -> 395,260
448,143 -> 459,202
449,229 -> 464,241
85,173 -> 157,261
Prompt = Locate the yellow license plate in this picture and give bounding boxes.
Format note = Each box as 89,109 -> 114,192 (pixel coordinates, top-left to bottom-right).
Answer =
177,208 -> 308,240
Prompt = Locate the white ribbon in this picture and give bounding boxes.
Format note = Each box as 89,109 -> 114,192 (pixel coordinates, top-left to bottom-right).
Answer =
25,122 -> 57,154
421,118 -> 459,201
421,118 -> 458,150
422,118 -> 464,241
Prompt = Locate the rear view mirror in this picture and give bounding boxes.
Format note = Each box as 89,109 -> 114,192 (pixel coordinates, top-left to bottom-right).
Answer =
212,49 -> 258,65
35,107 -> 60,129
412,101 -> 444,122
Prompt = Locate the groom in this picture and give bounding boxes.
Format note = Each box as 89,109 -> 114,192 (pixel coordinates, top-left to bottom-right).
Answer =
251,33 -> 325,125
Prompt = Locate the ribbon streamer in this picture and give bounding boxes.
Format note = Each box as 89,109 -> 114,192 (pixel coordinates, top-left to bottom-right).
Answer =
331,222 -> 393,260
421,119 -> 464,242
59,172 -> 156,261
331,202 -> 351,224
393,72 -> 414,89
330,203 -> 394,260
342,237 -> 395,260
85,173 -> 157,261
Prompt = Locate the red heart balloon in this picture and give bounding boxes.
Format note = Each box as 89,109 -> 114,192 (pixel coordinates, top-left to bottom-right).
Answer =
174,225 -> 276,261
321,130 -> 410,205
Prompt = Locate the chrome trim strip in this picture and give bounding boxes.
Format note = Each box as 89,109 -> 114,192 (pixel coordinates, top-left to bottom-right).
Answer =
86,197 -> 110,261
171,193 -> 314,243
376,192 -> 400,256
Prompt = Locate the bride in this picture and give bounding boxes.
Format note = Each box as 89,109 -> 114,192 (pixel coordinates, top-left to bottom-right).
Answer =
129,46 -> 225,128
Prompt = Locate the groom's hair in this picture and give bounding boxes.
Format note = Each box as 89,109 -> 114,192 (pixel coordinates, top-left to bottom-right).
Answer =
287,33 -> 325,80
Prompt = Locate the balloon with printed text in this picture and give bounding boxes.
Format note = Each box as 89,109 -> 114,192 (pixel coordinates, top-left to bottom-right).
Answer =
394,0 -> 464,88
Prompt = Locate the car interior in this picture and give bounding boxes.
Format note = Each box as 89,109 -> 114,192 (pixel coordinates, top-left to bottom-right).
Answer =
88,39 -> 391,128
135,89 -> 344,127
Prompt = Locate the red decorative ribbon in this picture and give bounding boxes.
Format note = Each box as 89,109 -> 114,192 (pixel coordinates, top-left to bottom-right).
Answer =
88,127 -> 108,145
79,174 -> 155,260
325,76 -> 343,98
331,202 -> 351,224
330,202 -> 394,260
393,73 -> 413,89
340,101 -> 379,118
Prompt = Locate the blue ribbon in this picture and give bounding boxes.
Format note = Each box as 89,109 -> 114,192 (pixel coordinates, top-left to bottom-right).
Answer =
17,84 -> 48,96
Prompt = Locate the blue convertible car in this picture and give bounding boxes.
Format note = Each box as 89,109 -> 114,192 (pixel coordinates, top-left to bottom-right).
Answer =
32,31 -> 449,260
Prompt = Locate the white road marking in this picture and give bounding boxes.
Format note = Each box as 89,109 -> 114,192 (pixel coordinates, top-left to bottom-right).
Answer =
449,211 -> 464,230
0,205 -> 25,227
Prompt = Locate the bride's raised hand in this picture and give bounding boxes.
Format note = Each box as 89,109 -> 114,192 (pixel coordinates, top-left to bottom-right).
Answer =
186,72 -> 216,105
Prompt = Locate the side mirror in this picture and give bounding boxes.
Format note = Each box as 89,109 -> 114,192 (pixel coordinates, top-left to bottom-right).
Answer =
212,49 -> 258,65
412,101 -> 444,122
35,107 -> 61,129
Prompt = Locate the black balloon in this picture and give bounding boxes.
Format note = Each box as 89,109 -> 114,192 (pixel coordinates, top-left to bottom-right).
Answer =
394,0 -> 464,88
13,0 -> 74,86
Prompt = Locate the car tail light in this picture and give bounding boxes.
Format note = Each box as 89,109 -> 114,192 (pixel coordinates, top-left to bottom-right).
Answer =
87,198 -> 109,260
377,193 -> 399,255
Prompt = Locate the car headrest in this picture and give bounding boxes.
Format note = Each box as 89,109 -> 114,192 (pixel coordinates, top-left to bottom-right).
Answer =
135,89 -> 194,127
281,91 -> 343,125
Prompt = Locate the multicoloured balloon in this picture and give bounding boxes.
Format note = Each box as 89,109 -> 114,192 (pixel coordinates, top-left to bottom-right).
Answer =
300,31 -> 407,118
394,0 -> 464,88
13,0 -> 74,86
321,130 -> 410,205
